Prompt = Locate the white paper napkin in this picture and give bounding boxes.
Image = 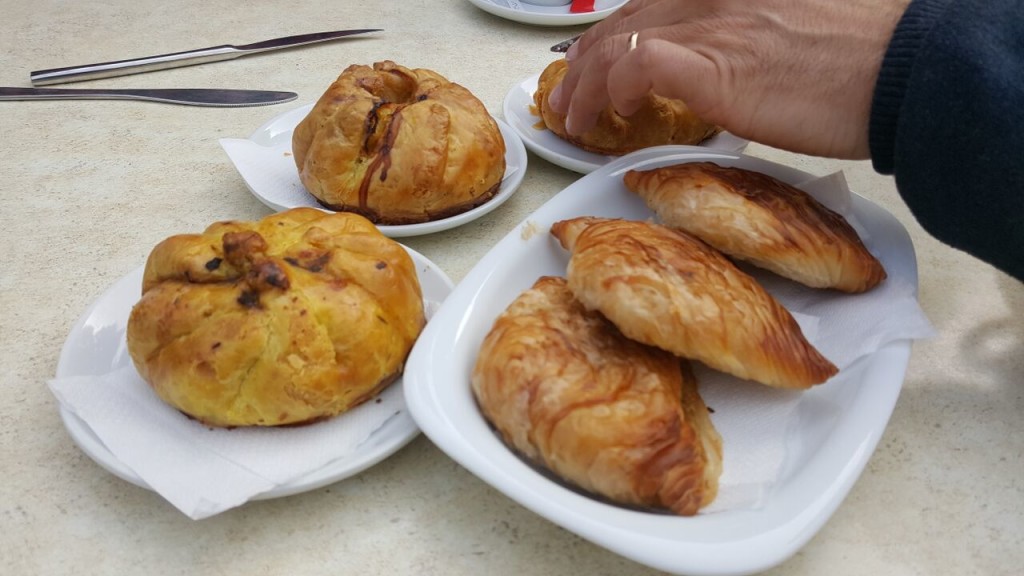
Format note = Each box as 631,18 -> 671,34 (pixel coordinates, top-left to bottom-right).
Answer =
220,138 -> 311,210
48,366 -> 406,520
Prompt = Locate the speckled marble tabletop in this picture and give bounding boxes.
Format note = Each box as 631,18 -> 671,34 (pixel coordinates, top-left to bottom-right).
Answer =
1,1 -> 1021,574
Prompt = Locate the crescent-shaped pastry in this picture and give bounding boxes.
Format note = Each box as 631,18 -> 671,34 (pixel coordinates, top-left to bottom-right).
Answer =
550,217 -> 838,389
472,276 -> 722,516
623,162 -> 886,292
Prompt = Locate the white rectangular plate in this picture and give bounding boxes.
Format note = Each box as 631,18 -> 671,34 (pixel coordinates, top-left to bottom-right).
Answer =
403,146 -> 920,575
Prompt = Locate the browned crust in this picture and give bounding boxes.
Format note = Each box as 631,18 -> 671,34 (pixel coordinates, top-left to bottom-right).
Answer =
533,59 -> 720,156
127,208 -> 426,428
623,162 -> 887,292
317,177 -> 502,225
471,276 -> 721,515
550,217 -> 838,389
292,60 -> 506,225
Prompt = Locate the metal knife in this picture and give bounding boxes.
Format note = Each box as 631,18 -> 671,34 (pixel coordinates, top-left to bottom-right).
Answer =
30,29 -> 382,86
0,87 -> 298,107
551,35 -> 582,53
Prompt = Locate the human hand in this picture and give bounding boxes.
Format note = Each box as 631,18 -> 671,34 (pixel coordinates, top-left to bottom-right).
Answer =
547,0 -> 909,159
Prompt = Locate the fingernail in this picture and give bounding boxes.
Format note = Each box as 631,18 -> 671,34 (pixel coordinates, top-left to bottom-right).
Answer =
565,113 -> 577,135
565,42 -> 579,61
548,83 -> 563,109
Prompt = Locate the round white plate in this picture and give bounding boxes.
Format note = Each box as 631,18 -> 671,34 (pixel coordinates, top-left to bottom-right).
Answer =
503,73 -> 749,173
403,146 -> 920,575
225,103 -> 528,238
465,0 -> 626,26
55,246 -> 454,499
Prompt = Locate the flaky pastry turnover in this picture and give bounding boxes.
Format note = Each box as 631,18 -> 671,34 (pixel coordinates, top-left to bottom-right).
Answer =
551,217 -> 838,389
472,276 -> 722,515
126,208 -> 425,427
624,162 -> 886,292
292,60 -> 506,225
533,59 -> 720,155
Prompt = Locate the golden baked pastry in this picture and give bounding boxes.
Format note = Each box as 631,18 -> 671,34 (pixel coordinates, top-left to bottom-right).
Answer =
551,217 -> 837,389
126,207 -> 425,427
533,59 -> 720,155
292,60 -> 506,225
472,276 -> 722,515
624,162 -> 887,292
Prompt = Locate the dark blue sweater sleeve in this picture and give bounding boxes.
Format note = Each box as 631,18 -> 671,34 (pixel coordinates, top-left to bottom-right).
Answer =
868,0 -> 1024,281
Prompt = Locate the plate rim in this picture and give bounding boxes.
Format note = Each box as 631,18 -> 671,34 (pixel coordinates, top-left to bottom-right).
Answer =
233,103 -> 528,238
402,146 -> 918,575
54,245 -> 454,500
502,73 -> 749,174
464,0 -> 627,26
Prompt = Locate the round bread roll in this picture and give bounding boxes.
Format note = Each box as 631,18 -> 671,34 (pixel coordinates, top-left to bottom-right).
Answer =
533,59 -> 720,155
126,208 -> 425,427
292,60 -> 506,225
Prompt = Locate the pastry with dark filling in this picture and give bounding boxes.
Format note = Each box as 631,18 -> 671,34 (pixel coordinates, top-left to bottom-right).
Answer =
126,207 -> 425,427
292,61 -> 506,224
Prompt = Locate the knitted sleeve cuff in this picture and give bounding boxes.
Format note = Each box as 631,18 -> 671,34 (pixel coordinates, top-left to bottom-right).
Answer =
868,0 -> 953,174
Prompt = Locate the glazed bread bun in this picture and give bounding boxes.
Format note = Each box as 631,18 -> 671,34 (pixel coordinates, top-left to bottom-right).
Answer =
126,208 -> 425,427
292,61 -> 506,225
533,59 -> 720,155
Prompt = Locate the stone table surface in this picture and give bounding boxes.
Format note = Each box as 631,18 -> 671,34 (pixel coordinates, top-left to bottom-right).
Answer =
1,1 -> 1020,575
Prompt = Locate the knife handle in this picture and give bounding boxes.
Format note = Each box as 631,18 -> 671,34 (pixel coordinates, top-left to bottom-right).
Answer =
551,35 -> 582,53
30,45 -> 243,86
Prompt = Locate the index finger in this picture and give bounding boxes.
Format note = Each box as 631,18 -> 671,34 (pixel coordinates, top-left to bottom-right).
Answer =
562,31 -> 641,134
